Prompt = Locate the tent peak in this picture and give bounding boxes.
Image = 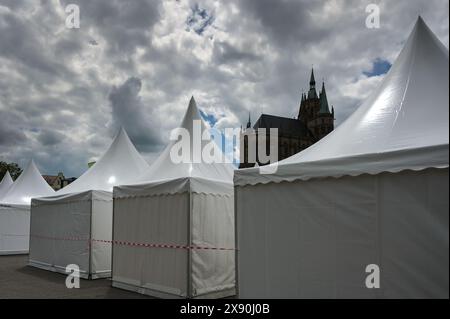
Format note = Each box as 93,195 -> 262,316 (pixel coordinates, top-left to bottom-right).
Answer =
0,158 -> 54,205
0,170 -> 14,199
117,126 -> 130,139
180,96 -> 204,131
56,125 -> 149,194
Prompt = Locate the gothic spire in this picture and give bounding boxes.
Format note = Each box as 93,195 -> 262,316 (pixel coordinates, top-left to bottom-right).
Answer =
319,81 -> 331,114
309,68 -> 316,88
246,112 -> 251,129
308,68 -> 318,99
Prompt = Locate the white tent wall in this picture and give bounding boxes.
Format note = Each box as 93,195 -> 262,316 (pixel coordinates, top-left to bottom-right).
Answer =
112,177 -> 235,298
29,190 -> 113,279
0,205 -> 29,255
236,168 -> 449,298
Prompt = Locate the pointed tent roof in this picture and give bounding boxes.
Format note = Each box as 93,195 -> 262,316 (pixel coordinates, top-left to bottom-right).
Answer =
57,128 -> 150,194
0,171 -> 14,200
139,96 -> 233,183
0,160 -> 55,206
235,17 -> 449,186
115,97 -> 234,197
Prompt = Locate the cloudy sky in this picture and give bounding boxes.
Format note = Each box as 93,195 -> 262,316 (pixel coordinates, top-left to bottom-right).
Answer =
0,0 -> 448,177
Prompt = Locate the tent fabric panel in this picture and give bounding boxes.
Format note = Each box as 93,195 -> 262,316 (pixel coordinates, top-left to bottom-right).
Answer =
191,193 -> 235,297
379,168 -> 449,298
236,174 -> 378,298
0,206 -> 30,255
29,198 -> 91,276
236,168 -> 448,298
91,195 -> 113,277
112,193 -> 189,297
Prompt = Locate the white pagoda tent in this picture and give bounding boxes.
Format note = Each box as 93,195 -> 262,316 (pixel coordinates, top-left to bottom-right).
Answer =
234,17 -> 449,298
0,161 -> 55,255
0,171 -> 13,200
29,128 -> 149,279
112,97 -> 236,298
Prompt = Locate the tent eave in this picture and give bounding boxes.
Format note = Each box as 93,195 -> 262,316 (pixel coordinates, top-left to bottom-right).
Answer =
114,176 -> 234,199
234,143 -> 449,187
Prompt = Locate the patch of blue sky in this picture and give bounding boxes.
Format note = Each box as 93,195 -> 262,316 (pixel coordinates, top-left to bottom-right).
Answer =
363,58 -> 392,77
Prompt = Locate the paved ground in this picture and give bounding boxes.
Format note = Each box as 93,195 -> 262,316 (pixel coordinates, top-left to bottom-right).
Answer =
0,255 -> 151,299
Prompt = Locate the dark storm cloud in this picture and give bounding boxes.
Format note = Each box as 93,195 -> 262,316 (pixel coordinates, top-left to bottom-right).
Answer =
60,0 -> 161,55
0,12 -> 63,76
213,41 -> 261,65
0,115 -> 27,146
0,0 -> 28,10
37,129 -> 66,146
108,77 -> 163,152
240,0 -> 329,46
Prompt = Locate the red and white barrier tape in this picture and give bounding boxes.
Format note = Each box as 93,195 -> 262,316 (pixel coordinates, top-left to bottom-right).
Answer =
30,235 -> 236,251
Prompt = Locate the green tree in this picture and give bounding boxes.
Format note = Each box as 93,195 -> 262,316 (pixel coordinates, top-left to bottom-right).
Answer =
0,161 -> 23,181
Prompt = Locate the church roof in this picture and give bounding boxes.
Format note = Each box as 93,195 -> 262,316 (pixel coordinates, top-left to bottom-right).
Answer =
253,114 -> 314,139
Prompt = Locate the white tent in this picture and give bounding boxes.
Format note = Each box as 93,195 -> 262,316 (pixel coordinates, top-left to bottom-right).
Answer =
0,171 -> 13,200
234,17 -> 449,298
29,128 -> 149,279
0,161 -> 55,255
112,97 -> 236,298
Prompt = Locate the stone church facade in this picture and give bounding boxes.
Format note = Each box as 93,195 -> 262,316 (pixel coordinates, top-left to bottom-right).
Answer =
239,69 -> 335,168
